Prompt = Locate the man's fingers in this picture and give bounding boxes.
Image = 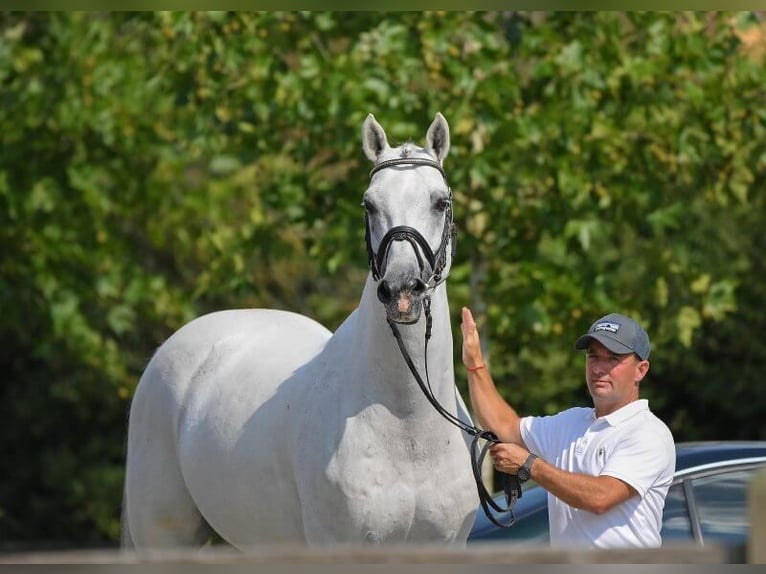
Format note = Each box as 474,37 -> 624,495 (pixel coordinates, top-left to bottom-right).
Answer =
461,306 -> 475,331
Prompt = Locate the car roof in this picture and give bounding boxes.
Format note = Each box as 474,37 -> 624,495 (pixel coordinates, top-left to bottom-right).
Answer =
675,440 -> 766,472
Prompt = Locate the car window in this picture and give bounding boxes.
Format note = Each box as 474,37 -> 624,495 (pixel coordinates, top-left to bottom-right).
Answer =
661,482 -> 693,542
691,468 -> 757,544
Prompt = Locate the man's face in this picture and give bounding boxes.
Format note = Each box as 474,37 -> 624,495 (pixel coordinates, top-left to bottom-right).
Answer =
585,339 -> 649,415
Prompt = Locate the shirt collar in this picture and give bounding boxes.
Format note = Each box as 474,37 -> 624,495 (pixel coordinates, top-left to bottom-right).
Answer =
589,399 -> 649,426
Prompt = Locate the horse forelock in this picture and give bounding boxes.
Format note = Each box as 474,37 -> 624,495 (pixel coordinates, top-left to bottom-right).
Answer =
373,141 -> 438,165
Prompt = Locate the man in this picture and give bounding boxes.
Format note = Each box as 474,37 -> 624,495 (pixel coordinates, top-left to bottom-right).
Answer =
460,307 -> 675,548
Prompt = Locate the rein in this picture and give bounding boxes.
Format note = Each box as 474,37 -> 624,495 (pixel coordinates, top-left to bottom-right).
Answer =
367,157 -> 521,529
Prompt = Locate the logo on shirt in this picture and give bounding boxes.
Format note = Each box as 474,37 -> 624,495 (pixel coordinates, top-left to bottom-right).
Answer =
594,322 -> 620,333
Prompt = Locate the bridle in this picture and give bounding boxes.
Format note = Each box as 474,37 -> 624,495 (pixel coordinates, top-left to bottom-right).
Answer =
365,156 -> 521,529
365,157 -> 455,287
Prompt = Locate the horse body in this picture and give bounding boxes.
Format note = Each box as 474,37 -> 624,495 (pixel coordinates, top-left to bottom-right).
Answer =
123,113 -> 479,549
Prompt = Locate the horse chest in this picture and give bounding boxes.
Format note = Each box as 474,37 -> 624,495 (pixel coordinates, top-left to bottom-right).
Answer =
293,401 -> 475,543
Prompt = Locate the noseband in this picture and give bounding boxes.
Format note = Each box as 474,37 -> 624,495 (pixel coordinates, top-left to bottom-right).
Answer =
364,156 -> 521,529
364,158 -> 456,286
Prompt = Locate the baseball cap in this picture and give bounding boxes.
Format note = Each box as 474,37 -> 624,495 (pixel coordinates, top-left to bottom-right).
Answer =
574,313 -> 651,360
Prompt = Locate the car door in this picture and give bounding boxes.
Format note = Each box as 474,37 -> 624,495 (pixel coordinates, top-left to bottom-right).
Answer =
661,462 -> 766,546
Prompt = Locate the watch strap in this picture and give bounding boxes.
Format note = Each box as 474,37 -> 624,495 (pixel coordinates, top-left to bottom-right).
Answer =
521,453 -> 538,475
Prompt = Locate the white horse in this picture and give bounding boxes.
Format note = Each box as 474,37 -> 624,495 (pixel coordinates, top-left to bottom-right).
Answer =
122,113 -> 479,550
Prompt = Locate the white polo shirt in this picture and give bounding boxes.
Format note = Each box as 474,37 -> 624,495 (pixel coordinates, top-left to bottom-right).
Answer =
520,399 -> 675,548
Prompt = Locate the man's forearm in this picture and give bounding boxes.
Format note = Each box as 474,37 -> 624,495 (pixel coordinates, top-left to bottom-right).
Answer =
467,368 -> 522,444
530,458 -> 635,514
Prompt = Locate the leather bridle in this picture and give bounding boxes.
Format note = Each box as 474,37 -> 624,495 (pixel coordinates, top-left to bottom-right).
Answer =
364,157 -> 521,529
365,157 -> 455,287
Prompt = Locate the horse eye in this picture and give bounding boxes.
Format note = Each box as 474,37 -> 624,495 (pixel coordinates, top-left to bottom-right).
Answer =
362,198 -> 377,215
435,197 -> 452,212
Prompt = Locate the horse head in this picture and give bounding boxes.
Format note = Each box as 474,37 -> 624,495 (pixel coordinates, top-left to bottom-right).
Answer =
362,113 -> 456,324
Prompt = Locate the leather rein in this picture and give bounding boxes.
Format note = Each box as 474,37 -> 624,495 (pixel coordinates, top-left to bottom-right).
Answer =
365,157 -> 521,529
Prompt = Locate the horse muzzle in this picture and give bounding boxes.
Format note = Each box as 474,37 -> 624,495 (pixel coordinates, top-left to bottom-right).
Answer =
377,277 -> 427,324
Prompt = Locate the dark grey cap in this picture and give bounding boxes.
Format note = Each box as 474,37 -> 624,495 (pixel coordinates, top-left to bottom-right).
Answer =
574,313 -> 651,360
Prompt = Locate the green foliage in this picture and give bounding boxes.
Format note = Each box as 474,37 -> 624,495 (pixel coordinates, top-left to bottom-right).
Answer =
1,11 -> 765,547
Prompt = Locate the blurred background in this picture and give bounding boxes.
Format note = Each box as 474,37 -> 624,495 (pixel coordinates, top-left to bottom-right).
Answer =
1,11 -> 765,550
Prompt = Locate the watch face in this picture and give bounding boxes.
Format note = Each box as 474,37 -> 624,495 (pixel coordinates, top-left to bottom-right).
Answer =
517,468 -> 530,482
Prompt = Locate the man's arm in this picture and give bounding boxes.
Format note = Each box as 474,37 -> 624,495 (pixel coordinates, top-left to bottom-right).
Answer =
490,442 -> 637,514
461,306 -> 524,445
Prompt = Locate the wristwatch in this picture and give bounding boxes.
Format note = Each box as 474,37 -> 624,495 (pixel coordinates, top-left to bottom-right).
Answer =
517,453 -> 538,483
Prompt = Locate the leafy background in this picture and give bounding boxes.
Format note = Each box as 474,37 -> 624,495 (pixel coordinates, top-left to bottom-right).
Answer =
1,11 -> 765,548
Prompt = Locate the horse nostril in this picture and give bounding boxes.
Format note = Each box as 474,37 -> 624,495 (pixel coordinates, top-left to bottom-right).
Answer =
408,278 -> 427,295
377,280 -> 392,304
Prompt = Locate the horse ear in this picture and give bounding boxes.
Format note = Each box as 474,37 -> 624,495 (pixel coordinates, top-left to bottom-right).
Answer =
425,112 -> 450,164
362,113 -> 389,162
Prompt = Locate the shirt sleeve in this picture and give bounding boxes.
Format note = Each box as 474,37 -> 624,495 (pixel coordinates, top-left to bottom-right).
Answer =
520,407 -> 588,462
600,424 -> 676,498
519,415 -> 543,455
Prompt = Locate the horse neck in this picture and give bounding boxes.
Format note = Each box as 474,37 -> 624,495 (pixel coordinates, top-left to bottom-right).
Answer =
350,275 -> 456,412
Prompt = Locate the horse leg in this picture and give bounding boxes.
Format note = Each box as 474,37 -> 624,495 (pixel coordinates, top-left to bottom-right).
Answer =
123,367 -> 214,549
123,446 -> 214,549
